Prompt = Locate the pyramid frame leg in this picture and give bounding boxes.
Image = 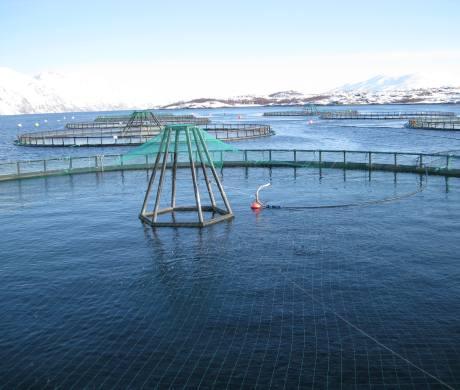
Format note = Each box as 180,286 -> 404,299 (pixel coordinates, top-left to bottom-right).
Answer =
139,129 -> 168,217
192,127 -> 217,208
196,128 -> 233,215
170,128 -> 180,208
152,128 -> 173,223
184,127 -> 204,224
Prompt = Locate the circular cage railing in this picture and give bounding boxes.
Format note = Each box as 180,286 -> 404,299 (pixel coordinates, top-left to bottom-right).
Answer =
406,118 -> 460,131
319,111 -> 456,120
1,149 -> 459,182
67,116 -> 210,129
15,123 -> 274,147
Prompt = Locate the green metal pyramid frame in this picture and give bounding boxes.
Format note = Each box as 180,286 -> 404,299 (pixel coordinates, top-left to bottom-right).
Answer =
122,110 -> 162,135
139,125 -> 234,228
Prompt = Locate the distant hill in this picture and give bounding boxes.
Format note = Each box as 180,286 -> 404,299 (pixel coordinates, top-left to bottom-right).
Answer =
161,83 -> 460,109
0,68 -> 459,115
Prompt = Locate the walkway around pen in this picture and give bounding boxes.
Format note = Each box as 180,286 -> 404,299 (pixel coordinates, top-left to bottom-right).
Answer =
1,149 -> 459,182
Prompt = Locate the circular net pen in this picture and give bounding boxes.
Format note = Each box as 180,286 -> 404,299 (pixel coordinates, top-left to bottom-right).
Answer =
91,113 -> 211,126
263,104 -> 325,117
15,123 -> 274,147
1,150 -> 460,388
93,113 -> 210,127
319,110 -> 456,120
406,118 -> 460,131
200,123 -> 274,140
16,110 -> 163,147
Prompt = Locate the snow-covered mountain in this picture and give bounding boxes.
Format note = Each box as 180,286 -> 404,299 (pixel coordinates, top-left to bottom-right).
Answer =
165,75 -> 460,108
338,74 -> 423,92
336,73 -> 458,92
0,68 -> 73,114
327,74 -> 460,105
0,68 -> 459,115
148,74 -> 460,108
162,86 -> 460,108
0,68 -> 133,115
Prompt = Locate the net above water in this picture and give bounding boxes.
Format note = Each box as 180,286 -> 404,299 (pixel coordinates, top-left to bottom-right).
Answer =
121,125 -> 239,166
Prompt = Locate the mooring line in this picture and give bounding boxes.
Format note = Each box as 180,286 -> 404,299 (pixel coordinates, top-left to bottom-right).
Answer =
257,167 -> 428,210
266,182 -> 426,210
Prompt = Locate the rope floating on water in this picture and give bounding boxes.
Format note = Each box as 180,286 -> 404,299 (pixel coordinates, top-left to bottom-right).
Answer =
254,167 -> 428,210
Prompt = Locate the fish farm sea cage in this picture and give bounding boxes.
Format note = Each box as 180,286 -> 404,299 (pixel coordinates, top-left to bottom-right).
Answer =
2,145 -> 459,388
15,123 -> 273,147
67,116 -> 210,129
406,118 -> 460,131
200,124 -> 273,140
319,111 -> 456,120
2,149 -> 460,182
94,114 -> 205,123
263,105 -> 331,117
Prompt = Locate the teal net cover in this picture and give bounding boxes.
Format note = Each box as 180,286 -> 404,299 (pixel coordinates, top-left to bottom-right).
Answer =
121,124 -> 239,167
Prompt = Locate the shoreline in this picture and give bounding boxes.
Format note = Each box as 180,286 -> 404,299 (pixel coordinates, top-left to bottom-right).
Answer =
1,101 -> 460,117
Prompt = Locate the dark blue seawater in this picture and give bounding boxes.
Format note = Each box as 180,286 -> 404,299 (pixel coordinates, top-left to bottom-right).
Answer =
0,106 -> 460,388
0,167 -> 459,388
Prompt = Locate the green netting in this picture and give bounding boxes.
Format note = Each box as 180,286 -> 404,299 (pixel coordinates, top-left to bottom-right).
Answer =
121,124 -> 239,167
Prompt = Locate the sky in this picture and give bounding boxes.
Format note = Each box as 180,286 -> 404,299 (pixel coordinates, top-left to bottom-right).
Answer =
0,0 -> 459,101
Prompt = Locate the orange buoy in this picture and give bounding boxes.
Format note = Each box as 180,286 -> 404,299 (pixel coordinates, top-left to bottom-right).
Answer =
250,201 -> 263,210
250,183 -> 271,210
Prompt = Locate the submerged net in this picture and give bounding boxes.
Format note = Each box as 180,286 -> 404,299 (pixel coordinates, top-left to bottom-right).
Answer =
121,124 -> 239,167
